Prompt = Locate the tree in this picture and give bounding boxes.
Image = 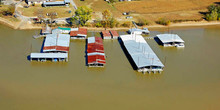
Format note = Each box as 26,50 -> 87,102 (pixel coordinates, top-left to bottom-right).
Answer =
109,0 -> 116,3
7,4 -> 15,15
206,10 -> 218,21
72,6 -> 92,26
102,9 -> 111,28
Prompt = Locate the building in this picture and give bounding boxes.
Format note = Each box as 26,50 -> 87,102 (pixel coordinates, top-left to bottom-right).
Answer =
70,28 -> 87,39
43,33 -> 70,53
109,30 -> 119,39
30,53 -> 68,62
43,1 -> 67,7
128,28 -> 150,35
119,34 -> 164,73
156,34 -> 185,47
87,37 -> 106,67
25,0 -> 48,5
57,27 -> 71,34
101,30 -> 111,39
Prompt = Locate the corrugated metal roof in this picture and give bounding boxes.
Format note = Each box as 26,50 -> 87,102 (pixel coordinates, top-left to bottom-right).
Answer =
109,30 -> 119,37
43,1 -> 65,5
102,30 -> 111,37
88,37 -> 95,43
157,34 -> 184,43
128,28 -> 150,34
31,53 -> 68,58
64,0 -> 70,3
87,52 -> 105,56
58,27 -> 71,30
120,34 -> 164,68
43,34 -> 70,52
70,28 -> 87,37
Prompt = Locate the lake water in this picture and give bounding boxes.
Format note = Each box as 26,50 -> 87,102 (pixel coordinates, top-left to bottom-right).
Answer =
0,25 -> 220,110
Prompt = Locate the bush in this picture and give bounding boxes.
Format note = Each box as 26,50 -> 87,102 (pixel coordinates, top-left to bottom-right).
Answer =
156,18 -> 170,25
205,10 -> 218,21
121,21 -> 131,27
136,18 -> 149,26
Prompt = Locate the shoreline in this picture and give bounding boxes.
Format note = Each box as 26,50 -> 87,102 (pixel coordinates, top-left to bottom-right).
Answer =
1,17 -> 220,31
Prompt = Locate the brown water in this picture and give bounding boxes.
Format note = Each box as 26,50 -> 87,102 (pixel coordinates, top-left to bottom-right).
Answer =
0,25 -> 220,110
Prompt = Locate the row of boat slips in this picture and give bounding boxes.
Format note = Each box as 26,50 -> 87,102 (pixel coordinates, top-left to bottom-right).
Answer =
156,34 -> 185,47
101,30 -> 119,39
120,34 -> 164,73
30,53 -> 68,62
87,37 -> 106,67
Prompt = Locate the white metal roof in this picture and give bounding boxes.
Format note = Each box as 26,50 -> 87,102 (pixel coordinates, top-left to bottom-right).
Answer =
71,28 -> 79,31
87,52 -> 105,56
31,53 -> 68,58
57,34 -> 70,47
128,28 -> 150,34
157,34 -> 184,43
44,34 -> 70,47
120,34 -> 164,68
88,37 -> 95,43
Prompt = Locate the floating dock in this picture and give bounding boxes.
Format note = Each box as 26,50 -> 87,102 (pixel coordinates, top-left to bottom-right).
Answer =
120,34 -> 164,73
86,37 -> 106,67
156,34 -> 185,47
70,28 -> 87,39
30,53 -> 68,62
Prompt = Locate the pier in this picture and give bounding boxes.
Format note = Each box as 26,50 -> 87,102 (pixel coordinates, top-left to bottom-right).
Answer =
120,34 -> 164,73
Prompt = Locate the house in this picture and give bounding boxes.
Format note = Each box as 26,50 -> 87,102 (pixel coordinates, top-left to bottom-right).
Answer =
43,1 -> 66,7
101,30 -> 111,39
156,34 -> 185,47
25,0 -> 49,5
70,28 -> 87,39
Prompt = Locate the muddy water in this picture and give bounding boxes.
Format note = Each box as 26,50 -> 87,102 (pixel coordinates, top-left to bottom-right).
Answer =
0,25 -> 220,110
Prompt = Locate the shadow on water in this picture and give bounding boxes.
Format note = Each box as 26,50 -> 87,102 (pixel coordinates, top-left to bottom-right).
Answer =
118,37 -> 137,70
40,38 -> 46,53
85,38 -> 88,66
154,37 -> 163,46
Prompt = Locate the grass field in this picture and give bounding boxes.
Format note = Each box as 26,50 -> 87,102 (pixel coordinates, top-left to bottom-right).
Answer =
75,0 -> 220,22
17,2 -> 74,18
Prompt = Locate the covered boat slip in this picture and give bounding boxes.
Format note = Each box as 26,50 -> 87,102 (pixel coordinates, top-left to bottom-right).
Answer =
120,34 -> 164,73
156,34 -> 185,47
43,34 -> 70,53
30,53 -> 68,62
87,37 -> 106,67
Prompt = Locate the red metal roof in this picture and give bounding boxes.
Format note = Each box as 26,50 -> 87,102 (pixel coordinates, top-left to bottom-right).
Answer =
102,30 -> 111,37
70,28 -> 87,37
43,46 -> 69,52
87,37 -> 106,65
110,30 -> 119,37
87,55 -> 106,64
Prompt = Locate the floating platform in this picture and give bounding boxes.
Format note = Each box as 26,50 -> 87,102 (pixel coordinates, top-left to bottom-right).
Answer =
156,34 -> 185,47
120,34 -> 164,73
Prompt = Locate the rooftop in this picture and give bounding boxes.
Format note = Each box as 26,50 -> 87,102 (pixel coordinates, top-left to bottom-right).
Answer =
102,30 -> 111,37
157,34 -> 184,43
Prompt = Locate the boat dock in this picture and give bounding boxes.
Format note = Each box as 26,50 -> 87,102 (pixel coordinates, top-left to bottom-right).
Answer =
30,53 -> 68,62
86,37 -> 106,67
120,34 -> 164,73
156,34 -> 185,47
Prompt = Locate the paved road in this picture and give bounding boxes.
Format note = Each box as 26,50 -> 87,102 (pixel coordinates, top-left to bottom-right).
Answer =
70,0 -> 77,10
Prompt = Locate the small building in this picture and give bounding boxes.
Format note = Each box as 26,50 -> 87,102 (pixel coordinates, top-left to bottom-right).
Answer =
43,33 -> 70,53
43,1 -> 66,7
25,0 -> 48,5
109,30 -> 119,39
101,30 -> 111,39
87,37 -> 106,67
156,34 -> 185,47
41,25 -> 52,35
70,28 -> 87,39
128,28 -> 150,35
30,53 -> 68,62
57,27 -> 71,34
